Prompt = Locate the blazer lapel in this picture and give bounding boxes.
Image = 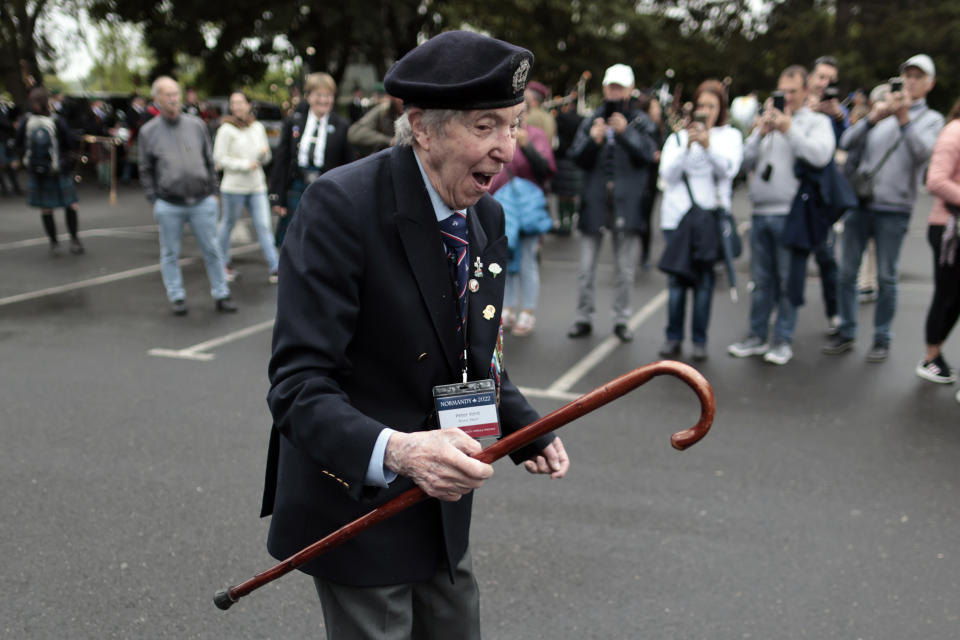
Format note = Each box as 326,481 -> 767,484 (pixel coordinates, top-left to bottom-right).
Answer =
392,147 -> 461,378
465,200 -> 508,379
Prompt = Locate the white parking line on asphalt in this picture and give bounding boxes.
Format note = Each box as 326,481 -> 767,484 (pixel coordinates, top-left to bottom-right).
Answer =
148,319 -> 275,361
0,260 -> 192,307
0,225 -> 160,251
547,289 -> 668,394
0,242 -> 262,307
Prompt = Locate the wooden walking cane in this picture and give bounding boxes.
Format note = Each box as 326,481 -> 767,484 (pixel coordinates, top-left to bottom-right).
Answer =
214,360 -> 715,610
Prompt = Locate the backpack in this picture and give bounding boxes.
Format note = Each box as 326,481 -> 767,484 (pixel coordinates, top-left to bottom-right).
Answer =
24,115 -> 59,175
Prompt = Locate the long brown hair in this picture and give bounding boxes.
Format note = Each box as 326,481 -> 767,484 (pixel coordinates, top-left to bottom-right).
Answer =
947,97 -> 960,122
692,79 -> 729,126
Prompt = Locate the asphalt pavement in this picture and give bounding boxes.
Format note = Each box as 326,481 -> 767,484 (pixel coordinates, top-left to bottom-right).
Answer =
1,179 -> 958,639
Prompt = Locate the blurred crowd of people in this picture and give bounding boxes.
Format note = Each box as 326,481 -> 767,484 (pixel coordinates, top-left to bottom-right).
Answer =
3,47 -> 959,404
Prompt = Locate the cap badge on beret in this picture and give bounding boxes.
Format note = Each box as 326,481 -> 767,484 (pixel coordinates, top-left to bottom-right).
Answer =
512,57 -> 531,95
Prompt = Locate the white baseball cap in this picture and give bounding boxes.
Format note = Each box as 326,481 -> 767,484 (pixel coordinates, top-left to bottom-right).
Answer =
901,54 -> 935,78
602,64 -> 635,88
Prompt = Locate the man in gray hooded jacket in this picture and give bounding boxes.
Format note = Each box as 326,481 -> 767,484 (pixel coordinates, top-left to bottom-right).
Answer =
823,54 -> 944,362
139,76 -> 236,316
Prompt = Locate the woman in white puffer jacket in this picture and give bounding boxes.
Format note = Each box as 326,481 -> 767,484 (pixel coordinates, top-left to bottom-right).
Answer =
214,92 -> 279,283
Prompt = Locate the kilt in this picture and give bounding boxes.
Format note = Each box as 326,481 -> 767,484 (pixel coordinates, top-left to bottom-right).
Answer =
28,172 -> 79,209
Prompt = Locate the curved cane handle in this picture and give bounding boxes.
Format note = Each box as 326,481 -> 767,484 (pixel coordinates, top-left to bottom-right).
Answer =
476,360 -> 714,465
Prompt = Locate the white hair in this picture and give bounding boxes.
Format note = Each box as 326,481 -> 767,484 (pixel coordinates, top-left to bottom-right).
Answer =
394,108 -> 465,147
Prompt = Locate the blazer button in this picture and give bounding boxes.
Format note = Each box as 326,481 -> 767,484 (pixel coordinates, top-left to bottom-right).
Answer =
418,352 -> 428,362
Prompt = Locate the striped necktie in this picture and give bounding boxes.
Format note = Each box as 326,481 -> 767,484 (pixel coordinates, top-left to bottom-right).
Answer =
438,210 -> 470,332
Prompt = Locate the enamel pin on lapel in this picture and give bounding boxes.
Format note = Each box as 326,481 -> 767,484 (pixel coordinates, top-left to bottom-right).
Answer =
482,305 -> 496,320
473,257 -> 484,278
469,279 -> 480,293
488,263 -> 502,277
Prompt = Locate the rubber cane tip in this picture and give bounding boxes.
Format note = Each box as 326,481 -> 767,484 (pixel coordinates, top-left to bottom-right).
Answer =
214,589 -> 236,610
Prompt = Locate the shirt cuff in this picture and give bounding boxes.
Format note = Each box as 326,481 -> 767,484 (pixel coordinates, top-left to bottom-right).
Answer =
365,428 -> 399,488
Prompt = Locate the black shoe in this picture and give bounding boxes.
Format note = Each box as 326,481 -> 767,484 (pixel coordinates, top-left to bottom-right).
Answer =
69,237 -> 85,255
215,297 -> 238,313
866,342 -> 889,362
49,242 -> 61,257
567,321 -> 592,338
821,335 -> 854,355
613,324 -> 633,342
171,299 -> 188,316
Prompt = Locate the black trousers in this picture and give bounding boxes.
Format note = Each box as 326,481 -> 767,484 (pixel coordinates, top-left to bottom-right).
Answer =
924,224 -> 960,345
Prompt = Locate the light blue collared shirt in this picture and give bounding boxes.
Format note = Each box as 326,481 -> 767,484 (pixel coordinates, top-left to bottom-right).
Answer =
364,148 -> 464,488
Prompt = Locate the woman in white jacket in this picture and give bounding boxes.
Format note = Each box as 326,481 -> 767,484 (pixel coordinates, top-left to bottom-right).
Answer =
214,92 -> 279,282
658,79 -> 743,360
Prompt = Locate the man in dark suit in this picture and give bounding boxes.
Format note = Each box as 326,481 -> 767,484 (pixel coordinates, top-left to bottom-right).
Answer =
262,31 -> 569,639
268,71 -> 353,247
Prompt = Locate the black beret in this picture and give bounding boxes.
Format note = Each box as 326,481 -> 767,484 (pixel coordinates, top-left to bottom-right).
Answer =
384,30 -> 534,110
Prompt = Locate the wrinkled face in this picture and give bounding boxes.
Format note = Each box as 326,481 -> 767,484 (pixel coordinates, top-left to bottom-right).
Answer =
902,67 -> 934,101
777,73 -> 807,113
695,91 -> 720,129
307,88 -> 334,118
229,92 -> 251,119
808,63 -> 838,97
414,104 -> 523,210
154,79 -> 181,119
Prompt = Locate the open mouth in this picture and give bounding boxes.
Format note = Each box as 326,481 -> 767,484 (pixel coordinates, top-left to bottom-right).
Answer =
472,172 -> 495,189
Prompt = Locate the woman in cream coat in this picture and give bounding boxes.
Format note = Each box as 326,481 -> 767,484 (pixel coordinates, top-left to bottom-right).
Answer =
215,91 -> 279,282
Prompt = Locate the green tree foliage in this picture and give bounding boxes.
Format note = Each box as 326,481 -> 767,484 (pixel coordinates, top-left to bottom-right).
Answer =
74,0 -> 960,113
0,0 -> 58,104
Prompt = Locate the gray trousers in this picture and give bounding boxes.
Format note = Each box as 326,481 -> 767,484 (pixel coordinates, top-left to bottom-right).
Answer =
575,231 -> 640,325
313,548 -> 481,640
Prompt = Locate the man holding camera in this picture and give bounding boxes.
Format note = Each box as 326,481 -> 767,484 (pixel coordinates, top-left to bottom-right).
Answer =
567,63 -> 657,342
727,65 -> 835,365
823,54 -> 944,362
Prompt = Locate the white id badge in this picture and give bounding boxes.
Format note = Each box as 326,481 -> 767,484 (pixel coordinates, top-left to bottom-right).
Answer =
432,379 -> 501,439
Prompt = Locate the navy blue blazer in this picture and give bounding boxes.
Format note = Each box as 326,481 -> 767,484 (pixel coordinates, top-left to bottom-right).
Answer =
262,145 -> 553,586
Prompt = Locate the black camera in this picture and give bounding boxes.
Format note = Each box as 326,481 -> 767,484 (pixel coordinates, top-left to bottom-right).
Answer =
889,77 -> 903,93
761,164 -> 773,182
692,112 -> 708,125
602,99 -> 627,120
771,91 -> 785,112
824,84 -> 840,100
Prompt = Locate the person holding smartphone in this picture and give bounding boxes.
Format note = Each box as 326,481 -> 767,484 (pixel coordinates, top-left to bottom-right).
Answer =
657,80 -> 743,361
727,65 -> 835,365
824,54 -> 945,362
567,63 -> 658,342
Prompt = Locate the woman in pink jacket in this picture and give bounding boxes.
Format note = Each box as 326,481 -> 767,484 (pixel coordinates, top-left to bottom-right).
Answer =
916,96 -> 960,399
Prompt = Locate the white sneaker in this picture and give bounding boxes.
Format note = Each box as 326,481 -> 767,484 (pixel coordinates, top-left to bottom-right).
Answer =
501,308 -> 516,329
727,335 -> 769,358
763,341 -> 793,365
512,311 -> 536,337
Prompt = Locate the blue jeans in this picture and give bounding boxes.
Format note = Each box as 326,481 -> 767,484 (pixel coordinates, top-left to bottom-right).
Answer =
663,230 -> 715,345
837,207 -> 911,345
504,234 -> 541,310
218,191 -> 279,272
747,214 -> 797,344
153,196 -> 229,302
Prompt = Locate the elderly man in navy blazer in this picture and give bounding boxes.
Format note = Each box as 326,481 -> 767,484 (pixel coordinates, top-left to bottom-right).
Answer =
262,30 -> 570,639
